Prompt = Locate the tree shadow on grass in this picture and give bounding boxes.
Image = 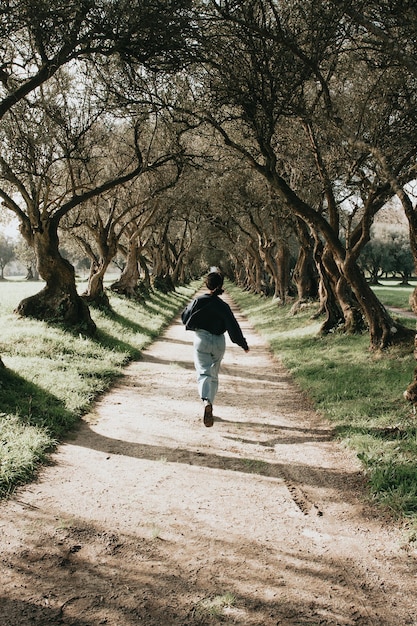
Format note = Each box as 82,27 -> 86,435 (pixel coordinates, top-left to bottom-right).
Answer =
108,287 -> 190,319
335,424 -> 417,516
92,301 -> 188,356
104,309 -> 158,337
0,366 -> 77,435
0,366 -> 79,498
92,326 -> 147,358
337,423 -> 417,440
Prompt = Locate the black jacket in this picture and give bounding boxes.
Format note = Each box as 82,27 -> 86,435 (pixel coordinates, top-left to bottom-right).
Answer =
181,294 -> 248,351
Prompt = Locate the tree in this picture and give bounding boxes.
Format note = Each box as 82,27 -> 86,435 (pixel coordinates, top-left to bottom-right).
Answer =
358,238 -> 389,285
0,60 -> 190,329
192,0 -> 415,347
63,112 -> 186,306
389,234 -> 414,285
291,218 -> 319,309
0,235 -> 14,279
0,0 -> 194,121
0,0 -> 194,332
372,226 -> 415,285
325,0 -> 417,400
331,0 -> 417,80
14,239 -> 39,280
207,164 -> 298,299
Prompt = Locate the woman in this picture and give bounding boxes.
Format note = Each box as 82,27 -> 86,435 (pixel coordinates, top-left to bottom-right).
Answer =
181,271 -> 249,427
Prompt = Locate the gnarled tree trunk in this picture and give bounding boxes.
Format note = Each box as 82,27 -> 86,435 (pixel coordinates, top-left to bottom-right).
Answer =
171,249 -> 187,286
15,219 -> 95,334
275,240 -> 291,303
259,240 -> 280,298
291,219 -> 318,311
321,247 -> 365,335
312,240 -> 344,333
83,260 -> 111,309
79,224 -> 119,309
246,241 -> 264,293
110,239 -> 149,299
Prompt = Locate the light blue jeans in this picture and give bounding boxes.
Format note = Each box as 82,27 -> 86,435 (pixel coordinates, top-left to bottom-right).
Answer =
193,329 -> 226,405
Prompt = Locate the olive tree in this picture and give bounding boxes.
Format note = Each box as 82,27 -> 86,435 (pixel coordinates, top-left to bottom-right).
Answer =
63,111 -> 186,306
0,0 -> 194,332
0,72 -> 168,331
191,0 -> 415,348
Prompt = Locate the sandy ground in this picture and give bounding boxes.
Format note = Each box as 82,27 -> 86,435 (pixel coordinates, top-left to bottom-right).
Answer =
0,294 -> 416,626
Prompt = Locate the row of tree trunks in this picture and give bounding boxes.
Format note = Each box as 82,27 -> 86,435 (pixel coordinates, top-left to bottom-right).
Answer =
261,171 -> 414,349
9,163 -> 415,357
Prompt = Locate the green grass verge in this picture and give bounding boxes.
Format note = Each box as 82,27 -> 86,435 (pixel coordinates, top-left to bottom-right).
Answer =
227,282 -> 417,522
0,280 -> 196,497
371,283 -> 414,310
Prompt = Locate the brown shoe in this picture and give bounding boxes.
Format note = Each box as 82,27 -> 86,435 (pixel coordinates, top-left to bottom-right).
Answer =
203,401 -> 213,427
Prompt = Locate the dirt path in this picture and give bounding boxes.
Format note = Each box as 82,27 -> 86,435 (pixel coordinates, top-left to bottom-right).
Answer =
1,295 -> 416,625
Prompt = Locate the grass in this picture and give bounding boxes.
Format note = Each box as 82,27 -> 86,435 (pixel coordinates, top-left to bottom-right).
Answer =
194,593 -> 236,618
0,279 -> 196,497
371,282 -> 414,310
227,282 -> 417,523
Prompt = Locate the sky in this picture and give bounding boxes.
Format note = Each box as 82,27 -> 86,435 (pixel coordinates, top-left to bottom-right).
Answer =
1,216 -> 20,240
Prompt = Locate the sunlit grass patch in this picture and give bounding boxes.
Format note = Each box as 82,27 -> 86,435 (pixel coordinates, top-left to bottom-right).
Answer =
194,593 -> 236,618
0,413 -> 52,497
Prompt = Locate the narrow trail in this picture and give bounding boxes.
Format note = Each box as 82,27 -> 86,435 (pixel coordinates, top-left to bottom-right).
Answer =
0,295 -> 416,625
